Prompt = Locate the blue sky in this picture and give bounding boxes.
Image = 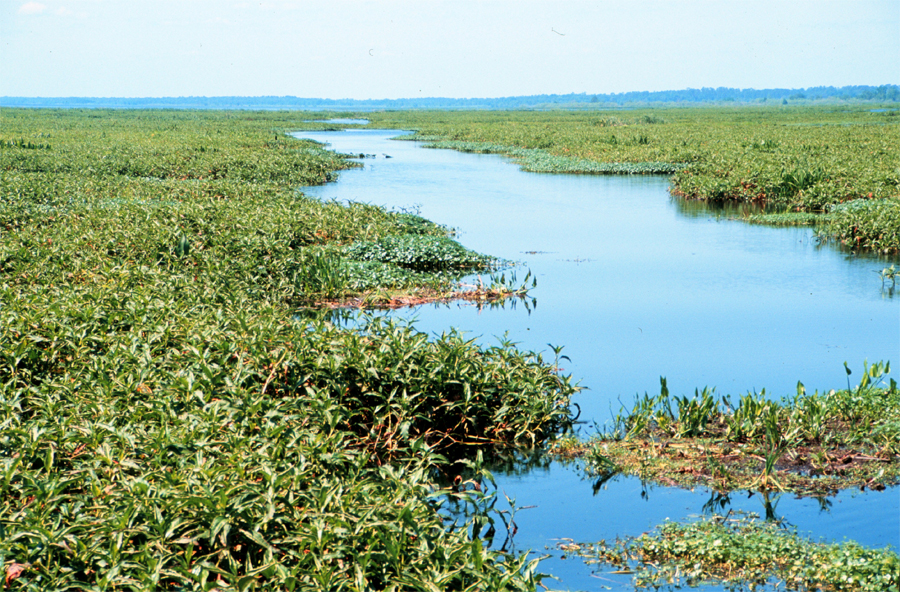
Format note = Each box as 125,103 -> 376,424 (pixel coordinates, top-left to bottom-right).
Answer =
2,0 -> 898,98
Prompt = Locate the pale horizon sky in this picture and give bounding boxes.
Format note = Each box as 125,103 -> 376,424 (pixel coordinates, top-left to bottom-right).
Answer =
2,0 -> 899,99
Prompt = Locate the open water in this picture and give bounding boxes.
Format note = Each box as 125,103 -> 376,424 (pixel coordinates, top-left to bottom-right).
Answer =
295,126 -> 900,590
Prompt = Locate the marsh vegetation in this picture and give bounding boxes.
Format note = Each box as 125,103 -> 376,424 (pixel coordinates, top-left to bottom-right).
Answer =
305,109 -> 899,590
0,109 -> 576,590
552,361 -> 900,497
557,514 -> 899,591
2,105 -> 897,590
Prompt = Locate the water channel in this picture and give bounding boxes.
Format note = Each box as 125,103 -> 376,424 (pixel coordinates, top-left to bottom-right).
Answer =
295,126 -> 899,590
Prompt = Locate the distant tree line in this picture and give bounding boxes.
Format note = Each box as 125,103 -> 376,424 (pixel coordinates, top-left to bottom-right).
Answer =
2,84 -> 897,110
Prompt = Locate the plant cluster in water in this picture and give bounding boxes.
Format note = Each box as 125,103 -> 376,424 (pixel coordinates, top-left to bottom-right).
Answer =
553,362 -> 900,497
558,514 -> 899,591
0,109 -> 578,590
420,140 -> 684,175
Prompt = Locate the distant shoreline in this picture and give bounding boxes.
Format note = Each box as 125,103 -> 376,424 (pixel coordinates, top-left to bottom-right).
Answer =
2,84 -> 897,111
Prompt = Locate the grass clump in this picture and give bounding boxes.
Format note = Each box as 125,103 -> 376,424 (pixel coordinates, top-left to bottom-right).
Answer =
561,515 -> 899,591
345,234 -> 493,272
0,108 -> 576,590
553,362 -> 900,496
819,198 -> 900,253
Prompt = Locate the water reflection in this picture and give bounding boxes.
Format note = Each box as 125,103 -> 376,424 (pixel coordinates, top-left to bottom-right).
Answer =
551,460 -> 845,526
670,195 -> 767,219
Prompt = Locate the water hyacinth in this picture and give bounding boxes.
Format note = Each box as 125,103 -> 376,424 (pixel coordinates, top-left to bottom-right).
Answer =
821,198 -> 900,253
564,515 -> 900,591
344,234 -> 495,272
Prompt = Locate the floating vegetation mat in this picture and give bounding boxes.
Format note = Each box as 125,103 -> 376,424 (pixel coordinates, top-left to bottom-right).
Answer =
744,211 -> 830,226
820,198 -> 900,253
557,515 -> 899,591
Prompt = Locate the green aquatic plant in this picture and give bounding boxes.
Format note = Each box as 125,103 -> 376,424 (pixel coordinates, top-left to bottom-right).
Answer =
419,140 -> 685,175
773,165 -> 828,199
564,515 -> 899,591
751,407 -> 792,491
878,264 -> 898,287
562,362 -> 900,496
291,249 -> 349,297
723,390 -> 773,442
0,138 -> 51,150
344,234 -> 494,272
745,211 -> 827,226
820,198 -> 900,253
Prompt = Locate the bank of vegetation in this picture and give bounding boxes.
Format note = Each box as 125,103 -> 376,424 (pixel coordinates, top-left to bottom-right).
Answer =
0,109 -> 578,590
365,106 -> 900,253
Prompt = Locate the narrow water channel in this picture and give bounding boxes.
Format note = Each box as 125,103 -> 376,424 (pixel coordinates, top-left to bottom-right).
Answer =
296,128 -> 899,590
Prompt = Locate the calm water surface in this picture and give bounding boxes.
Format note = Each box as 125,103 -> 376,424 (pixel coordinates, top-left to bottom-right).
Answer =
296,128 -> 899,590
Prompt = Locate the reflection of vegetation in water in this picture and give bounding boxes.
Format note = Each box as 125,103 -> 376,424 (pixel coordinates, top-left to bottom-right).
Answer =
553,362 -> 900,497
368,105 -> 900,252
671,195 -> 767,218
436,451 -> 551,556
672,194 -> 832,228
560,514 -> 899,591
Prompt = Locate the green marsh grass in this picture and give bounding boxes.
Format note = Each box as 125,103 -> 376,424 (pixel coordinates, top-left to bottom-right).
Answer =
417,139 -> 684,175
